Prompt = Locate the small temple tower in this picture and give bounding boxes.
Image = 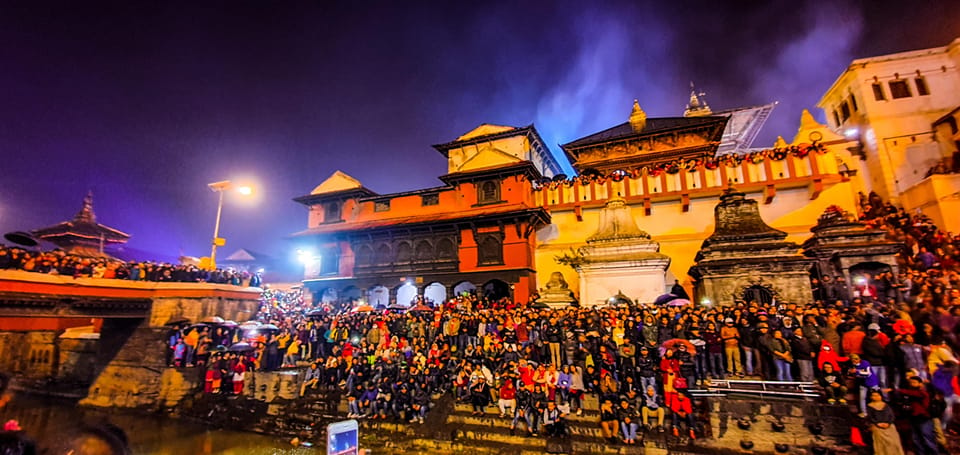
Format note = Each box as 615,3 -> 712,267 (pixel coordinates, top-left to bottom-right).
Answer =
802,206 -> 902,282
688,185 -> 814,306
557,197 -> 670,307
32,192 -> 130,257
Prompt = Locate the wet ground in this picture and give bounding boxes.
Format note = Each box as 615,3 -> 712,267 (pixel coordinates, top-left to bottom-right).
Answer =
2,395 -> 314,455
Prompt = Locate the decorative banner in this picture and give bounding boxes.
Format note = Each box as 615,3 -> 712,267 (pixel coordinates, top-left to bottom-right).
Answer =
530,142 -> 827,191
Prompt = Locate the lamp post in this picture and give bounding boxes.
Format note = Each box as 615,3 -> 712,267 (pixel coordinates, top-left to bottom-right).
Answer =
207,180 -> 252,268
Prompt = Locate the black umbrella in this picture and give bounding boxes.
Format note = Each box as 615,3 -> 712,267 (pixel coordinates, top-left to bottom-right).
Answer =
3,231 -> 37,247
212,345 -> 228,353
229,342 -> 254,352
305,309 -> 326,318
259,323 -> 280,332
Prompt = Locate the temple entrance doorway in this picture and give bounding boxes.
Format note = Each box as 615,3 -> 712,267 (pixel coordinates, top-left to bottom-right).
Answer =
482,279 -> 511,301
848,261 -> 892,282
368,285 -> 389,308
319,288 -> 338,304
396,282 -> 418,307
742,285 -> 775,305
453,281 -> 476,298
424,282 -> 446,305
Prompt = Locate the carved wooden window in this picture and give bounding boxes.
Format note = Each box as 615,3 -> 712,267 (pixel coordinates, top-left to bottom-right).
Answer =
478,180 -> 500,204
323,202 -> 341,223
374,200 -> 390,212
889,80 -> 911,99
436,238 -> 456,260
395,242 -> 412,263
375,243 -> 392,265
355,244 -> 373,266
839,101 -> 850,122
848,93 -> 858,111
320,248 -> 339,275
476,233 -> 503,266
415,240 -> 433,262
421,193 -> 439,206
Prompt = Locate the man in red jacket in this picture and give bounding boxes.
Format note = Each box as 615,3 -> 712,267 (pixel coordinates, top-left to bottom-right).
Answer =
498,378 -> 517,418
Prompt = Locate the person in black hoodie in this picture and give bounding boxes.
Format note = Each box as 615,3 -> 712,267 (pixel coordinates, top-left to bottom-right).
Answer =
861,323 -> 888,391
528,384 -> 548,437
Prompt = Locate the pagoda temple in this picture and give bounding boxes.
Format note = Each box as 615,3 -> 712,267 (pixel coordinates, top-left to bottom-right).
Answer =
32,192 -> 130,257
688,185 -> 815,306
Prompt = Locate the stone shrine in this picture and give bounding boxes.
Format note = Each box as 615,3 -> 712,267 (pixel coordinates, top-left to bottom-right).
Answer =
535,271 -> 577,308
557,197 -> 670,306
802,205 -> 902,281
689,186 -> 815,306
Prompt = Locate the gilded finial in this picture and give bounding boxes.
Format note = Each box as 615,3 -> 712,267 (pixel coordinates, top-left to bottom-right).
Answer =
629,99 -> 647,132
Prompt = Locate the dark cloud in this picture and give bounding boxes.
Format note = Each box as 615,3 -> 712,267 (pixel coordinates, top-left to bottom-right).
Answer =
0,1 -> 957,261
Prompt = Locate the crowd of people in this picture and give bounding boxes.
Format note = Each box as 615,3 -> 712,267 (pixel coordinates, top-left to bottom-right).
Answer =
163,191 -> 957,452
0,246 -> 261,286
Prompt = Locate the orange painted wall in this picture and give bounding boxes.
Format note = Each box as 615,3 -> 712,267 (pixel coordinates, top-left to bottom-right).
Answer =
0,317 -> 98,332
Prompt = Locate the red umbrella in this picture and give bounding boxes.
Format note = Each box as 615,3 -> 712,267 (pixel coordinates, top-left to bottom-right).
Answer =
663,338 -> 696,353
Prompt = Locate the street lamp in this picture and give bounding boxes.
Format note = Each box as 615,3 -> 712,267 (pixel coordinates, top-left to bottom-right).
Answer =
207,180 -> 253,268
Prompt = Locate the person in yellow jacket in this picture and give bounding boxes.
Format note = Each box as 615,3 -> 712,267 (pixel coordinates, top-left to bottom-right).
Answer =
284,338 -> 301,368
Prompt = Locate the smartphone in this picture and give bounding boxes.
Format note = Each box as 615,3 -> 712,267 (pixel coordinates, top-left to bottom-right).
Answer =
327,419 -> 359,455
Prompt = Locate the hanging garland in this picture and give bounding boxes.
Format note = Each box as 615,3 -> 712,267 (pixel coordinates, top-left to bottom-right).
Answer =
531,142 -> 827,191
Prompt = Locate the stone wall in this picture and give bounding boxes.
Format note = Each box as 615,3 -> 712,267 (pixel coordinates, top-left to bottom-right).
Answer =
0,331 -> 57,379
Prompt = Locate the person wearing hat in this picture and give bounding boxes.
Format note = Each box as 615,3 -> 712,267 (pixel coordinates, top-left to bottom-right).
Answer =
470,372 -> 491,416
861,323 -> 889,390
721,318 -> 743,377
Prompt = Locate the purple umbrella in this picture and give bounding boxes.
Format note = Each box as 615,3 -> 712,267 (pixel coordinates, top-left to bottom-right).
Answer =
654,293 -> 680,306
667,298 -> 692,307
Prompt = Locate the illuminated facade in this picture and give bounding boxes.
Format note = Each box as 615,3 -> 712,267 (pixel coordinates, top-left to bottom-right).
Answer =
292,125 -> 560,306
818,37 -> 960,207
294,94 -> 873,307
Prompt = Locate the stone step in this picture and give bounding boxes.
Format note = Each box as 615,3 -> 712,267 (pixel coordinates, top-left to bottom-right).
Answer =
452,403 -> 601,422
447,412 -> 605,438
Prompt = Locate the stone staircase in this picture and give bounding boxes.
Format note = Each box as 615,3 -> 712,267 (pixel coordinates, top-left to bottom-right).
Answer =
173,372 -> 850,454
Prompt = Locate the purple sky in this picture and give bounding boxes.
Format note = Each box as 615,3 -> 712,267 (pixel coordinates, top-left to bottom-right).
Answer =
1,1 -> 957,263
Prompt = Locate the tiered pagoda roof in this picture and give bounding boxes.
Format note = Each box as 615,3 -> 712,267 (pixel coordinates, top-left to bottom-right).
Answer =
32,192 -> 130,256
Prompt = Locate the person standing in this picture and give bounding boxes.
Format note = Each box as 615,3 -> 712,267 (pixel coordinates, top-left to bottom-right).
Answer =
720,318 -> 743,376
790,327 -> 815,382
849,354 -> 879,414
866,390 -> 905,455
898,374 -> 939,455
770,330 -> 794,382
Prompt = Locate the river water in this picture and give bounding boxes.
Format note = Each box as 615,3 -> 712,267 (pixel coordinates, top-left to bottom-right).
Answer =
2,395 -> 313,455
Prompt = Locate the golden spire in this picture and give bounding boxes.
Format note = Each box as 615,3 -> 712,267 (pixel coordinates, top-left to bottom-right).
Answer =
629,99 -> 647,132
774,136 -> 789,148
799,109 -> 823,130
684,82 -> 712,117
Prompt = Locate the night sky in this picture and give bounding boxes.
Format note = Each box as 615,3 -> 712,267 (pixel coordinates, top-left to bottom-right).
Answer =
1,1 -> 958,264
